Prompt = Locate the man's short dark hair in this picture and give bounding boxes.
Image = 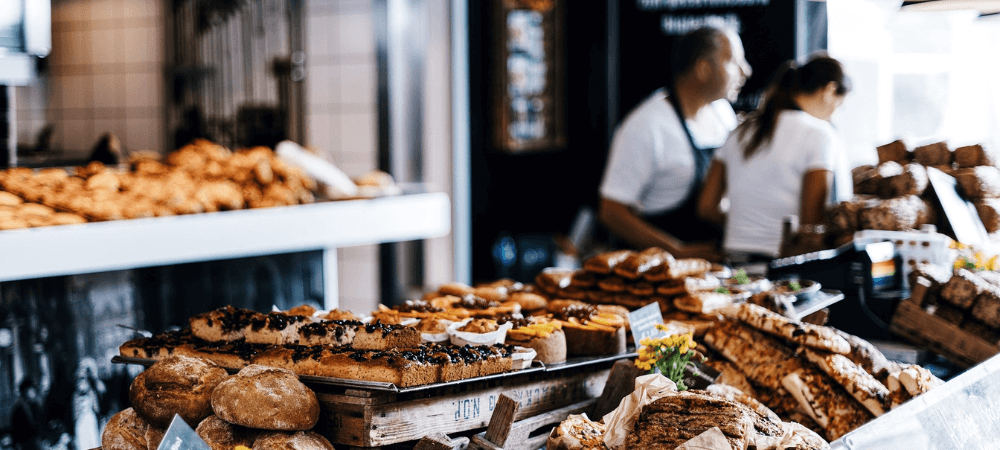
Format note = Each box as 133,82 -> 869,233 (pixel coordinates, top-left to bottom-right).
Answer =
671,26 -> 729,78
18,378 -> 35,396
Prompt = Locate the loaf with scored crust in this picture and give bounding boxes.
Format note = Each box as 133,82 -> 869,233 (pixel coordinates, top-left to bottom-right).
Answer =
129,355 -> 230,428
211,364 -> 319,431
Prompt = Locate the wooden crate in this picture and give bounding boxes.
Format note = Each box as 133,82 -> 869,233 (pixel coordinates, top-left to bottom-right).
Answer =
889,280 -> 1000,368
312,363 -> 614,448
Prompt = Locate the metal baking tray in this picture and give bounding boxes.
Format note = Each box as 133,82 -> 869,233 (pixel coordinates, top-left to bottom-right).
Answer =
113,354 -> 630,394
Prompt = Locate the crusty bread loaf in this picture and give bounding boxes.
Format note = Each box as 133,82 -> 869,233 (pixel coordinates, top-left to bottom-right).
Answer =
954,144 -> 998,168
975,199 -> 1000,233
102,408 -> 149,450
196,415 -> 259,450
971,286 -> 1000,327
129,355 -> 230,428
211,365 -> 320,430
625,391 -> 756,450
253,431 -> 336,450
913,142 -> 951,166
877,140 -> 910,164
941,268 -> 988,309
858,195 -> 931,231
144,426 -> 166,450
803,348 -> 890,417
883,163 -> 928,198
955,166 -> 1000,199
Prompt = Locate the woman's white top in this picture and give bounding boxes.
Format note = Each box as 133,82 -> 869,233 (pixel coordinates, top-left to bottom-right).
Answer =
714,110 -> 840,256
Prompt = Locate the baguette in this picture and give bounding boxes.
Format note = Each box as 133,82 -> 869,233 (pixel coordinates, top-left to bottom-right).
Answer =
803,348 -> 890,417
736,303 -> 851,354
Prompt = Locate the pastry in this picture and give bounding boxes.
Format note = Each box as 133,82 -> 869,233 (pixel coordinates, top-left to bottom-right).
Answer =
913,141 -> 951,166
876,139 -> 909,164
129,355 -> 230,428
196,415 -> 259,450
211,364 -> 320,430
505,319 -> 567,364
736,303 -> 851,354
102,408 -> 149,450
582,249 -> 633,274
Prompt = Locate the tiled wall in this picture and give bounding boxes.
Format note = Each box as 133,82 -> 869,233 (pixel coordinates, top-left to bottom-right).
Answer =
16,0 -> 165,160
303,0 -> 380,312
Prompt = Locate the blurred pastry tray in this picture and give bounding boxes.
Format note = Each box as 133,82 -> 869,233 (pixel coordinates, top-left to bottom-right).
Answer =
112,351 -> 636,394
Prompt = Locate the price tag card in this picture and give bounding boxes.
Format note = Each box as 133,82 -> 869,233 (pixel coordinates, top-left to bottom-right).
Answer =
157,415 -> 211,450
627,302 -> 666,346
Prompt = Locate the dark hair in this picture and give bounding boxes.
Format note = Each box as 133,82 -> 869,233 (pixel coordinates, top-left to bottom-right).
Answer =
671,26 -> 728,80
738,55 -> 851,159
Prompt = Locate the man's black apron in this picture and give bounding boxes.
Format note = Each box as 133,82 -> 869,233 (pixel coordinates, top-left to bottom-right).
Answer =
641,91 -> 723,243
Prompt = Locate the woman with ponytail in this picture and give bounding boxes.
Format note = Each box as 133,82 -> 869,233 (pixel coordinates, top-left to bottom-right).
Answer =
697,54 -> 851,264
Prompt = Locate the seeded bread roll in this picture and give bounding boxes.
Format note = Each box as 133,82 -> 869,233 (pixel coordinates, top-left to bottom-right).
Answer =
196,415 -> 259,450
883,163 -> 928,197
877,140 -> 910,164
145,426 -> 166,450
955,166 -> 1000,199
253,431 -> 336,450
975,199 -> 1000,233
954,144 -> 998,168
129,355 -> 230,428
211,364 -> 320,430
102,408 -> 149,450
913,142 -> 951,167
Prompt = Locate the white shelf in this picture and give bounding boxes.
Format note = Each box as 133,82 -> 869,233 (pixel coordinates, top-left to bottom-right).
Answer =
0,192 -> 451,284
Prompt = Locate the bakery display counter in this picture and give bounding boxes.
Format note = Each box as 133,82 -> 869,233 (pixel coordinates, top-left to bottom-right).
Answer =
0,192 -> 450,307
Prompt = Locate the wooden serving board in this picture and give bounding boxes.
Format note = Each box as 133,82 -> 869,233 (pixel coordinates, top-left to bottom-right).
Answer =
313,362 -> 614,448
890,297 -> 1000,368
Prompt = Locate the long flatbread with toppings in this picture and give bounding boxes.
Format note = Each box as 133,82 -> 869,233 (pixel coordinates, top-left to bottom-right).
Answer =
736,303 -> 851,354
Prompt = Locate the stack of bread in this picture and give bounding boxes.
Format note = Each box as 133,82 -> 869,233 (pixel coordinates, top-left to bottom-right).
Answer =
826,140 -> 941,241
908,263 -> 1000,344
0,139 -> 317,230
102,355 -> 335,450
535,248 -> 733,315
703,303 -> 941,442
827,141 -> 1000,244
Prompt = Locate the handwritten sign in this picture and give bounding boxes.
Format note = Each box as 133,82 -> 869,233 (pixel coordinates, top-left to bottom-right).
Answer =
157,415 -> 211,450
628,302 -> 666,346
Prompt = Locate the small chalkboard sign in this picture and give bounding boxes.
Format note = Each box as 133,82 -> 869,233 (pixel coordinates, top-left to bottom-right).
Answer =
157,415 -> 211,450
627,302 -> 665,346
626,303 -> 719,390
927,167 -> 990,246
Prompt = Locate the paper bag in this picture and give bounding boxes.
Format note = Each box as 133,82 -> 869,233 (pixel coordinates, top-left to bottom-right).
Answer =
674,427 -> 734,450
602,373 -> 677,449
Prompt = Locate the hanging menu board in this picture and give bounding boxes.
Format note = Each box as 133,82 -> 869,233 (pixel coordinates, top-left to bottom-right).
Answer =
493,0 -> 567,153
617,0 -> 817,118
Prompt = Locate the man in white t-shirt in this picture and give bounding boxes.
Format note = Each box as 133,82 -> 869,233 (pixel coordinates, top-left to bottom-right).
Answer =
598,26 -> 751,260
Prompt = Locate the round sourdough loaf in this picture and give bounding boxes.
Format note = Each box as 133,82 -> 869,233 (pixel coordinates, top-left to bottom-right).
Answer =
253,431 -> 335,450
129,355 -> 230,428
196,415 -> 259,450
211,364 -> 320,430
102,408 -> 149,450
144,426 -> 166,450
